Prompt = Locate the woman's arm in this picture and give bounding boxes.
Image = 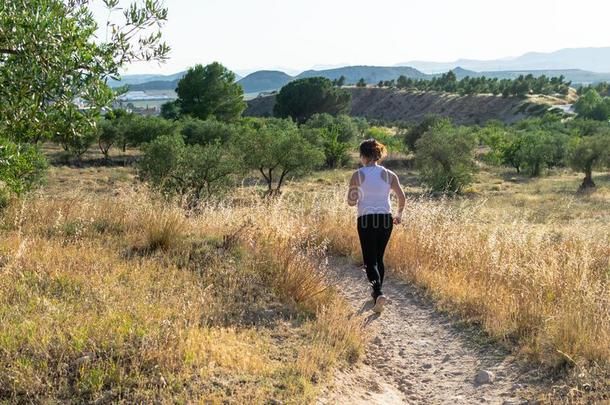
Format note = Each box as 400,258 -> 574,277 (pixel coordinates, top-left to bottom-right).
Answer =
390,172 -> 406,223
347,171 -> 360,206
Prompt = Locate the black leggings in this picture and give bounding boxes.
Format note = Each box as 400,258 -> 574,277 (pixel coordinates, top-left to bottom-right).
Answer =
357,213 -> 393,296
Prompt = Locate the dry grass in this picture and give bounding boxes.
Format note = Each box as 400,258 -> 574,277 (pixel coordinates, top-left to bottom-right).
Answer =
2,149 -> 609,401
299,185 -> 609,371
0,187 -> 364,403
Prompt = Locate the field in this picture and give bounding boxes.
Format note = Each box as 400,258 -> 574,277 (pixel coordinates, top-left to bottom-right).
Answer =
1,146 -> 609,402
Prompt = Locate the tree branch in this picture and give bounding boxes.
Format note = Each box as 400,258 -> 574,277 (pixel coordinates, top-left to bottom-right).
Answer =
0,48 -> 21,55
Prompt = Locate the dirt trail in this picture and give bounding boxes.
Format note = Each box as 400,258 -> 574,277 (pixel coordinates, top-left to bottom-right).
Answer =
319,257 -> 544,405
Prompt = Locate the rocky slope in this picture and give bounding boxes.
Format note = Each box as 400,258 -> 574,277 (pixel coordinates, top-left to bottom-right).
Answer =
245,87 -> 544,125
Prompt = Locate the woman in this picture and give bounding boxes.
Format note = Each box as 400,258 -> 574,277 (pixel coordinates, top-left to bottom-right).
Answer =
347,139 -> 406,313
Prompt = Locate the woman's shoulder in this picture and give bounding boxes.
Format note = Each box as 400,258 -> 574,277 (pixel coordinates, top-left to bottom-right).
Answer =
379,166 -> 398,183
377,165 -> 394,174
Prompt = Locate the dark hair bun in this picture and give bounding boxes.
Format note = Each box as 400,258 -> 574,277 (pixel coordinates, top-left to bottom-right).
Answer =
359,139 -> 387,161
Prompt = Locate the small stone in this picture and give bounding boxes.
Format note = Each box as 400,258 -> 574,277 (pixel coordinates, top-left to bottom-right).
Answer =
372,336 -> 382,345
422,363 -> 433,369
442,354 -> 451,362
73,355 -> 91,366
475,370 -> 495,385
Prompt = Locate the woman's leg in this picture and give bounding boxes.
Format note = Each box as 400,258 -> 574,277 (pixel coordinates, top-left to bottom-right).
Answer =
357,215 -> 382,296
376,214 -> 393,289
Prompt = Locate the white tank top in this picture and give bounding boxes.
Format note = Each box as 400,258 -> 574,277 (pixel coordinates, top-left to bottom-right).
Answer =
357,165 -> 392,217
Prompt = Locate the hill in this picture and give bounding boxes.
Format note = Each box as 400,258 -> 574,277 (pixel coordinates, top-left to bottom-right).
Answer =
400,47 -> 610,74
109,70 -> 242,88
245,87 -> 547,125
237,70 -> 293,93
127,79 -> 179,91
295,65 -> 429,84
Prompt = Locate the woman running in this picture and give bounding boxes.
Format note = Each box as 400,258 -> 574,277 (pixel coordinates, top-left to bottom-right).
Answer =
347,139 -> 406,313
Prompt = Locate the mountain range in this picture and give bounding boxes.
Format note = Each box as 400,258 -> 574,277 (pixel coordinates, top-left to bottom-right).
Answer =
398,47 -> 610,73
111,47 -> 610,94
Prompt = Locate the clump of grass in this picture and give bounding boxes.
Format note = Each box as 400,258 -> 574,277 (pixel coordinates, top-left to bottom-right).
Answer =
139,207 -> 188,252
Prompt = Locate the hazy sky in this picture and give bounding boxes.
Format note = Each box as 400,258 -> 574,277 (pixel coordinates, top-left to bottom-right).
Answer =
94,0 -> 610,75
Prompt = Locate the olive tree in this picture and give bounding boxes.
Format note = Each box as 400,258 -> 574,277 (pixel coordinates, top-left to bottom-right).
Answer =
1,0 -> 169,143
568,133 -> 610,191
0,0 -> 169,194
139,134 -> 239,204
515,131 -> 557,177
415,123 -> 477,193
236,118 -> 324,195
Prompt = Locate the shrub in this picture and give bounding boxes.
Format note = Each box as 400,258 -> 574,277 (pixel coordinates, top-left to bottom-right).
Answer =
414,123 -> 477,193
0,137 -> 47,196
474,121 -> 506,165
179,117 -> 238,146
160,100 -> 181,120
122,115 -> 176,147
301,114 -> 369,168
139,134 -> 239,203
366,126 -> 402,153
65,129 -> 99,162
402,114 -> 451,152
303,113 -> 367,143
574,89 -> 610,121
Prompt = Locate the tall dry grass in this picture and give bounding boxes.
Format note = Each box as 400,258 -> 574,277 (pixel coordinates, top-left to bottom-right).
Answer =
304,187 -> 609,371
0,189 -> 364,403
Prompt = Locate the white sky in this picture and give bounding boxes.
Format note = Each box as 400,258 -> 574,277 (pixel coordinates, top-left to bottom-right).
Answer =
93,0 -> 610,75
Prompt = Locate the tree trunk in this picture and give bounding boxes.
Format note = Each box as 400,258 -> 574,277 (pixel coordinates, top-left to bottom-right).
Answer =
579,168 -> 596,191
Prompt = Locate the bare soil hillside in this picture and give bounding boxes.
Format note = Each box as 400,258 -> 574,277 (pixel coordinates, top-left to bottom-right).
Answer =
245,88 -> 550,124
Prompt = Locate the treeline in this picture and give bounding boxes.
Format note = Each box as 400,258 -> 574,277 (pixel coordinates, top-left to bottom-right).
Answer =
577,82 -> 610,97
400,114 -> 610,192
368,71 -> 571,97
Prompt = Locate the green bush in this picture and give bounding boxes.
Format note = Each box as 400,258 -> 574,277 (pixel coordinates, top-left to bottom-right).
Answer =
366,127 -> 402,152
574,89 -> 610,121
179,117 -> 238,146
160,101 -> 181,121
0,137 -> 47,196
476,121 -> 510,165
402,115 -> 451,152
139,134 -> 239,203
414,123 -> 477,193
301,114 -> 369,168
